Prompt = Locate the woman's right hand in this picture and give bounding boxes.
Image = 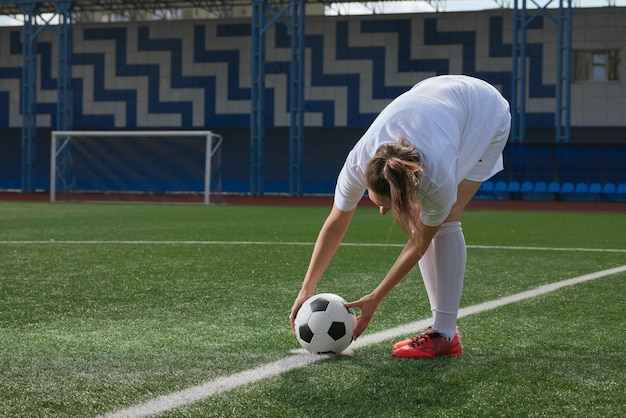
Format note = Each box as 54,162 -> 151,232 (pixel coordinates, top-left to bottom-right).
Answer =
290,205 -> 355,332
289,290 -> 313,331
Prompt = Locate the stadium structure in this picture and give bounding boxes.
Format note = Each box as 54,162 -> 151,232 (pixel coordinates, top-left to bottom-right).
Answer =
0,0 -> 624,201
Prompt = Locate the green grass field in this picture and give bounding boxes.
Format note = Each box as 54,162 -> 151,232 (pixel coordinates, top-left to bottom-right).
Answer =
1,201 -> 625,417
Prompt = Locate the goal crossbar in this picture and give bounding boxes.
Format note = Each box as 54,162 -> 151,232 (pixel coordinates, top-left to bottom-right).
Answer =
50,130 -> 222,205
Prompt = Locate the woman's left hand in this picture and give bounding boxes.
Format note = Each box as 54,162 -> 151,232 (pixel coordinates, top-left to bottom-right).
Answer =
344,293 -> 381,340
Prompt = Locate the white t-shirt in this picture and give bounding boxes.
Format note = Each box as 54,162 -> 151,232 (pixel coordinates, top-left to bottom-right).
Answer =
334,75 -> 511,226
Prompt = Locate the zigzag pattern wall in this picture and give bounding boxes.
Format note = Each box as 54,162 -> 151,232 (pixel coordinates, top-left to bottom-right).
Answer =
0,10 -> 557,129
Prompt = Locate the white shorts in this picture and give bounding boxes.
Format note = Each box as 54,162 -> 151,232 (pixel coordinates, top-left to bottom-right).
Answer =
465,113 -> 511,182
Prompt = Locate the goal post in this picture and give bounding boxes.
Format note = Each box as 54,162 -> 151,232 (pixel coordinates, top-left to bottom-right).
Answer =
50,131 -> 223,204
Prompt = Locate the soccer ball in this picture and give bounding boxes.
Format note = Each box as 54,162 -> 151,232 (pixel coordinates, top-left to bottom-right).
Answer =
294,293 -> 356,354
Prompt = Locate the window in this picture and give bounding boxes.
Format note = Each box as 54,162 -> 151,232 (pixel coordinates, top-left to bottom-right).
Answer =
574,50 -> 620,82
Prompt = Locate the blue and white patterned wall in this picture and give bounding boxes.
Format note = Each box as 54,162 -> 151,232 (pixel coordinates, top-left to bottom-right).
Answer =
0,8 -> 624,129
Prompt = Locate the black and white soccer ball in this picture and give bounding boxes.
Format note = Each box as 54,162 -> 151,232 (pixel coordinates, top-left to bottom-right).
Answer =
294,293 -> 356,354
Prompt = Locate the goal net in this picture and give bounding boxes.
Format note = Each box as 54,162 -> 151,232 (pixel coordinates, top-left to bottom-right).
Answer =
50,131 -> 223,204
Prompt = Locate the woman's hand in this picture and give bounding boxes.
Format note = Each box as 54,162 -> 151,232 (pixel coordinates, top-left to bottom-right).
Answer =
344,293 -> 381,340
290,290 -> 313,331
291,205 -> 356,332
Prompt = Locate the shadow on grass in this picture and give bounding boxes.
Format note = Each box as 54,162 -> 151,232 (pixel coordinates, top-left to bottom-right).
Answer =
267,349 -> 469,417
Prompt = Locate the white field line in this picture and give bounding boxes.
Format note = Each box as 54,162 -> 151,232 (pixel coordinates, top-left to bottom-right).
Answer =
101,264 -> 626,418
1,239 -> 625,253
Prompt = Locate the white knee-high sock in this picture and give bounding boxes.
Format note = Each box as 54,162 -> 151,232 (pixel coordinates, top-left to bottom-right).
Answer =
431,221 -> 466,340
418,241 -> 438,317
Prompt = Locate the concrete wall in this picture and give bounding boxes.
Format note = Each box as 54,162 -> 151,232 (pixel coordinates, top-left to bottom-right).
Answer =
1,7 -> 624,130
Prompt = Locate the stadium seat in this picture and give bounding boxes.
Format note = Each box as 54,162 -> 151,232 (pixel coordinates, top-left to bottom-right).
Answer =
571,182 -> 589,201
493,180 -> 509,200
559,182 -> 575,201
588,182 -> 602,201
547,182 -> 561,193
534,182 -> 548,193
494,181 -> 508,192
520,181 -> 537,201
601,183 -> 616,201
523,181 -> 552,201
473,180 -> 495,200
480,180 -> 494,191
574,182 -> 588,194
520,181 -> 534,193
506,181 -> 521,200
560,182 -> 574,192
507,181 -> 520,192
602,183 -> 616,194
616,183 -> 626,202
588,183 -> 602,193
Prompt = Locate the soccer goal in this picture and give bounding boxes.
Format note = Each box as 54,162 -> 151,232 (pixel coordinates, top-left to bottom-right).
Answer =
50,131 -> 223,204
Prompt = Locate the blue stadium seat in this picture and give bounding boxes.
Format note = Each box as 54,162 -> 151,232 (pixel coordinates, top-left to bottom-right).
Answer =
602,183 -> 617,201
588,183 -> 602,193
530,181 -> 559,201
574,182 -> 588,194
602,183 -> 616,194
520,181 -> 538,200
616,183 -> 626,202
507,181 -> 520,192
493,181 -> 509,200
524,181 -> 553,201
473,180 -> 495,200
588,182 -> 602,201
534,182 -> 548,193
520,181 -> 534,193
572,182 -> 590,201
560,182 -> 576,201
561,182 -> 574,193
547,182 -> 561,193
507,181 -> 521,200
494,181 -> 508,192
479,180 -> 494,192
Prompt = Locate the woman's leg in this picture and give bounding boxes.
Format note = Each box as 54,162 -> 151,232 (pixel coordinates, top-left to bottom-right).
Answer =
430,180 -> 481,339
418,243 -> 437,317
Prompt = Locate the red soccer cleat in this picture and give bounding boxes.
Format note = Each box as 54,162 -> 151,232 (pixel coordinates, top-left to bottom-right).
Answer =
392,326 -> 460,350
392,337 -> 415,350
392,328 -> 462,358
